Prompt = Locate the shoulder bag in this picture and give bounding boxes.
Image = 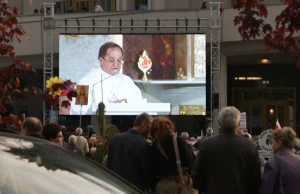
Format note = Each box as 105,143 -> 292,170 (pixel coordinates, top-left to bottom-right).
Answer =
155,133 -> 198,194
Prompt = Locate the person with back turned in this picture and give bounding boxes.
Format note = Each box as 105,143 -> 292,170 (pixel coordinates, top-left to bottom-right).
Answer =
192,106 -> 261,194
21,117 -> 44,139
107,113 -> 153,191
260,127 -> 300,194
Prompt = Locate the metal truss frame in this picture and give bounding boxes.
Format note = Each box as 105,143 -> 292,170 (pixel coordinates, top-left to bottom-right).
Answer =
54,18 -> 211,31
43,2 -> 55,124
210,3 -> 222,132
43,2 -> 222,130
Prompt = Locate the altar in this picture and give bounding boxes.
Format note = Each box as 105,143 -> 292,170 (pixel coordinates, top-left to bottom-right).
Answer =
93,103 -> 171,115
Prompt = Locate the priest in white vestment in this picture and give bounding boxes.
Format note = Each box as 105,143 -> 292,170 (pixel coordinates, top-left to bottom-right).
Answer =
70,42 -> 145,115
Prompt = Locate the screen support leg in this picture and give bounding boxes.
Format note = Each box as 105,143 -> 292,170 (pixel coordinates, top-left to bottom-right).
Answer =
79,105 -> 82,127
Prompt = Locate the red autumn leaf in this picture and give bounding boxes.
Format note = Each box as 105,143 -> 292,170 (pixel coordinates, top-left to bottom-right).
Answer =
9,30 -> 15,40
265,45 -> 273,51
0,105 -> 6,114
257,4 -> 268,17
67,90 -> 77,100
262,24 -> 273,33
0,0 -> 43,127
12,7 -> 19,15
13,77 -> 20,88
274,34 -> 284,43
0,26 -> 5,34
234,0 -> 300,67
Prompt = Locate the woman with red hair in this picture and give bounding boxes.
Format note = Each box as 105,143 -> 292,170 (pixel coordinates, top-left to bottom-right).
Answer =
149,116 -> 195,193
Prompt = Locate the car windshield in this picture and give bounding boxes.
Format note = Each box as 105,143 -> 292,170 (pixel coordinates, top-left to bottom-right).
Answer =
0,133 -> 142,194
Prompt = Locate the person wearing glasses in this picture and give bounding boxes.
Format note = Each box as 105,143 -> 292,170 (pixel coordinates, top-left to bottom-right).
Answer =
70,42 -> 145,115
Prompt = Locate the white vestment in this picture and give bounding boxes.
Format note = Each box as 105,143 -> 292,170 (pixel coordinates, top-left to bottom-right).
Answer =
94,5 -> 104,12
70,67 -> 145,115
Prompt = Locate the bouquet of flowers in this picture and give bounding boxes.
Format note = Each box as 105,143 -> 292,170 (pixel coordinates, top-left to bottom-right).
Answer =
45,76 -> 77,108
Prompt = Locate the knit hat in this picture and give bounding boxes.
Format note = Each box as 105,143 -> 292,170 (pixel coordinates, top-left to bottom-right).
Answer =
87,125 -> 94,130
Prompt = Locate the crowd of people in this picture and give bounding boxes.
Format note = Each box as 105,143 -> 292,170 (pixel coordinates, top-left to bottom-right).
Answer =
16,106 -> 300,194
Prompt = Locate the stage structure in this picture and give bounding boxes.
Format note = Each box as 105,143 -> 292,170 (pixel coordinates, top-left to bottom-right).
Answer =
42,2 -> 222,131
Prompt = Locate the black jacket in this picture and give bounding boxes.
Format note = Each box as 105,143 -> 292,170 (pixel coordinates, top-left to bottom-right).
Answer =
107,129 -> 150,191
192,132 -> 261,194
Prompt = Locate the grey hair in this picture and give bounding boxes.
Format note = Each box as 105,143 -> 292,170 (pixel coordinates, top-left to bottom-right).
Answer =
68,135 -> 77,144
206,128 -> 214,136
75,127 -> 83,136
181,132 -> 189,140
218,106 -> 241,131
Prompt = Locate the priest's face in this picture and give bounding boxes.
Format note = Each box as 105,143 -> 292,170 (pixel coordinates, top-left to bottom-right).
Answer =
99,47 -> 123,75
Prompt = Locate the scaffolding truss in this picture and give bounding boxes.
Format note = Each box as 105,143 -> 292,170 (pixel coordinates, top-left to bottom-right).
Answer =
43,2 -> 222,131
210,2 -> 222,131
43,2 -> 55,124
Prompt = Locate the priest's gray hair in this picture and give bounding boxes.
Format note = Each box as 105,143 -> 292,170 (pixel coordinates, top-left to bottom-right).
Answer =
218,106 -> 241,131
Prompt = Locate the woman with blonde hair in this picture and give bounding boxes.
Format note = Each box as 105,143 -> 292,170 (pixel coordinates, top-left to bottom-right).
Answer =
260,127 -> 300,194
149,116 -> 195,194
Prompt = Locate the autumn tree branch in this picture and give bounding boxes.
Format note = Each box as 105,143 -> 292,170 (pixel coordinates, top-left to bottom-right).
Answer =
234,0 -> 300,67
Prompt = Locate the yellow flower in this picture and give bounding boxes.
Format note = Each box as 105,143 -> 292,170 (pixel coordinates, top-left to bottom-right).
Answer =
53,88 -> 62,97
46,77 -> 63,97
46,76 -> 63,89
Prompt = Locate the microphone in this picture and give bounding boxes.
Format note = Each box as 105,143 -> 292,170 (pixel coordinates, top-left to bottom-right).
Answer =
92,69 -> 118,105
92,69 -> 118,88
111,69 -> 118,76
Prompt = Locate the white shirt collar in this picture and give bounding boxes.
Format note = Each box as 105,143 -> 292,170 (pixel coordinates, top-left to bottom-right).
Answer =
99,65 -> 120,78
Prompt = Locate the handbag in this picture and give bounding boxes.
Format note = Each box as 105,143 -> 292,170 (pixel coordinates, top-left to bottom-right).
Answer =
155,133 -> 198,194
274,156 -> 285,194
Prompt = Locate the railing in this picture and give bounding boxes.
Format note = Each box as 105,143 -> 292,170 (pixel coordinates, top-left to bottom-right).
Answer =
18,0 -> 286,16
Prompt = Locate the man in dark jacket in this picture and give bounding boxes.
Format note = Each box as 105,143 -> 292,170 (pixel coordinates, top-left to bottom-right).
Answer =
107,113 -> 153,191
192,106 -> 261,194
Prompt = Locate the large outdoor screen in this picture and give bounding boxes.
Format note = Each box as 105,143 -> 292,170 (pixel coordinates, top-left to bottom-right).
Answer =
59,34 -> 206,116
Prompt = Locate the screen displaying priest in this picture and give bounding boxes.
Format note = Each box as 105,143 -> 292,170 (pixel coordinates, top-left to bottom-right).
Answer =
70,42 -> 146,115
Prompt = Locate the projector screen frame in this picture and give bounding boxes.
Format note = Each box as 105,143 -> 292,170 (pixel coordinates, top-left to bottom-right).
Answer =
42,2 -> 222,132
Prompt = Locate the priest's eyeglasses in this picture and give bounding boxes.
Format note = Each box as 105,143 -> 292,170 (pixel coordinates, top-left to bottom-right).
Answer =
101,57 -> 124,65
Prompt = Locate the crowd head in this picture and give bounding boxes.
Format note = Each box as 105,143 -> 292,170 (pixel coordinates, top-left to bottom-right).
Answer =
151,116 -> 175,141
75,127 -> 83,136
206,127 -> 214,136
272,127 -> 297,152
21,117 -> 43,135
68,135 -> 77,145
218,106 -> 241,133
133,113 -> 153,138
43,123 -> 63,146
181,132 -> 189,142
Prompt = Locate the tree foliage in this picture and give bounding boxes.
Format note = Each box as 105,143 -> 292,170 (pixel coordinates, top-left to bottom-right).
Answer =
0,0 -> 41,129
233,0 -> 300,67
